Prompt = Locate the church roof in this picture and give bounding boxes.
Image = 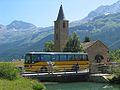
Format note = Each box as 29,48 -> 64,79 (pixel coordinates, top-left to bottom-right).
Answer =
82,41 -> 96,50
81,40 -> 109,50
57,5 -> 66,20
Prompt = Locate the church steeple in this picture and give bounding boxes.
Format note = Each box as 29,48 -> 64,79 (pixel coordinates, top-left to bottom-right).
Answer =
54,5 -> 69,51
57,5 -> 65,20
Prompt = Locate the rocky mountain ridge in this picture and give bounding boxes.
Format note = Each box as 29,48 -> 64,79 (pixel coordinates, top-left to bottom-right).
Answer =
1,1 -> 120,60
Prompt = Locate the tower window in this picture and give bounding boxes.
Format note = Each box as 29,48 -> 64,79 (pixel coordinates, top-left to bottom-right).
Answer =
56,34 -> 58,40
63,22 -> 66,28
56,23 -> 58,29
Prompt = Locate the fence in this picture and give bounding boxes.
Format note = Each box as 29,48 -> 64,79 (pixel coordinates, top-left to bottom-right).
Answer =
89,62 -> 120,74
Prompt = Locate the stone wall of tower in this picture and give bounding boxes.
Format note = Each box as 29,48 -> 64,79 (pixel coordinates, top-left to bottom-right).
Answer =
54,20 -> 69,51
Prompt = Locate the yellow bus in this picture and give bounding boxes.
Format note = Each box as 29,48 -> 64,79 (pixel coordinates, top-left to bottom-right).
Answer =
24,52 -> 89,73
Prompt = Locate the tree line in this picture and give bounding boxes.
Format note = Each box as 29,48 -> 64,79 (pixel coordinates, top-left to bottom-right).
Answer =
43,32 -> 90,52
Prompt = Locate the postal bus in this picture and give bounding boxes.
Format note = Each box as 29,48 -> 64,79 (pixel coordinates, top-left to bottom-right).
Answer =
24,52 -> 89,73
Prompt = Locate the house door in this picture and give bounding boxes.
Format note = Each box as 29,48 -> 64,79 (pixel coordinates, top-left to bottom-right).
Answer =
95,54 -> 104,63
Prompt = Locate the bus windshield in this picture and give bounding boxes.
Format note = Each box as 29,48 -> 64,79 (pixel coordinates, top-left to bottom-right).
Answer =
25,54 -> 32,64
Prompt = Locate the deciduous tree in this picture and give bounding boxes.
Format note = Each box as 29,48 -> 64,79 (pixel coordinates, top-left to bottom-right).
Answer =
63,32 -> 83,52
43,41 -> 54,52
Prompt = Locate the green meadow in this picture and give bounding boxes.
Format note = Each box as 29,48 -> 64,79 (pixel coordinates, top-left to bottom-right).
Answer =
0,62 -> 46,90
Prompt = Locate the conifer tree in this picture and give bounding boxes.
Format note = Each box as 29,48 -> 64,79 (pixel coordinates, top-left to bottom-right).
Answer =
84,36 -> 90,42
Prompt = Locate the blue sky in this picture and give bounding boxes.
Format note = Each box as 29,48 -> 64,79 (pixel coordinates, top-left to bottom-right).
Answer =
0,0 -> 118,27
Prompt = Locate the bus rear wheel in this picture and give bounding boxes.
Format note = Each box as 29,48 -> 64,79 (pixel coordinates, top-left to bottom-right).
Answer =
40,67 -> 48,73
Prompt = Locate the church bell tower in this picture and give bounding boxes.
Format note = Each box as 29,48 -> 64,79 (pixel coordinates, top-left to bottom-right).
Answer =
54,5 -> 69,51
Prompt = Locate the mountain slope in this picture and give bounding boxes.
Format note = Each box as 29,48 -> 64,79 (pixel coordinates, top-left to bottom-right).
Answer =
0,20 -> 53,61
1,1 -> 120,60
87,0 -> 120,20
1,13 -> 120,60
71,0 -> 120,26
7,20 -> 37,30
70,13 -> 120,49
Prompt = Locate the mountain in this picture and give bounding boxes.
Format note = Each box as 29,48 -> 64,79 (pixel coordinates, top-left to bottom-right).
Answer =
1,12 -> 120,61
7,20 -> 37,30
0,24 -> 6,31
86,0 -> 120,20
45,12 -> 120,51
0,20 -> 53,60
1,1 -> 120,61
69,13 -> 120,50
70,0 -> 120,26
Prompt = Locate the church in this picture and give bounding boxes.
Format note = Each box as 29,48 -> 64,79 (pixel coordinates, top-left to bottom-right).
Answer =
54,5 -> 109,66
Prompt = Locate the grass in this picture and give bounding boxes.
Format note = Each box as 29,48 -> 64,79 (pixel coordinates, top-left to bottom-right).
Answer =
0,62 -> 20,80
0,62 -> 46,90
0,77 -> 46,90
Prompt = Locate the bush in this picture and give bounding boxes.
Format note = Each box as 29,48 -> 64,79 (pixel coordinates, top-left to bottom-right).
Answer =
0,62 -> 19,80
109,65 -> 120,83
0,62 -> 46,90
33,82 -> 46,90
112,66 -> 120,77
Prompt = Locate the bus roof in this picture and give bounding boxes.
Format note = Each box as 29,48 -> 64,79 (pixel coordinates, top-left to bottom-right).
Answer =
26,52 -> 88,55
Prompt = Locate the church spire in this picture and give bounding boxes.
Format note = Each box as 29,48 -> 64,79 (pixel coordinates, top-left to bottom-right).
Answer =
54,5 -> 69,51
57,5 -> 65,20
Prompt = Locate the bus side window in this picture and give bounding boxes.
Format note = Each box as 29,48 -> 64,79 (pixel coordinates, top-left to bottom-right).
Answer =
67,55 -> 70,60
52,54 -> 59,61
83,55 -> 85,60
83,55 -> 87,60
33,55 -> 37,62
41,55 -> 44,61
44,55 -> 51,61
52,55 -> 55,61
56,55 -> 60,61
81,55 -> 84,60
79,55 -> 82,60
38,55 -> 41,61
68,54 -> 74,60
59,54 -> 67,61
74,55 -> 80,60
86,55 -> 88,61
